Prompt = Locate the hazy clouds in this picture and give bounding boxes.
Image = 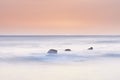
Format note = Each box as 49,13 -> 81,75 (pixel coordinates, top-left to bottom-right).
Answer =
0,0 -> 120,35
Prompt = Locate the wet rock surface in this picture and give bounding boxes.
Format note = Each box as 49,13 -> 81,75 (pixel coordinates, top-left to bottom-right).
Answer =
47,49 -> 58,54
65,49 -> 71,51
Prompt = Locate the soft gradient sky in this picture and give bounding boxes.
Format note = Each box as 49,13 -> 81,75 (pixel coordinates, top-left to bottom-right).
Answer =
0,0 -> 120,35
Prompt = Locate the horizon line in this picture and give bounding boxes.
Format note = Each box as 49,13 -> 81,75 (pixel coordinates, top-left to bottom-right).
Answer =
0,35 -> 120,37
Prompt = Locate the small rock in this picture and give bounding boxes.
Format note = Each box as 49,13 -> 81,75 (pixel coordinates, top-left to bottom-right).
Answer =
65,49 -> 71,51
88,47 -> 93,50
47,49 -> 58,54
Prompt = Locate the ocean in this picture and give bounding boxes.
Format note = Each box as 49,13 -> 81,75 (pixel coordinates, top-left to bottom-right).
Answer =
0,35 -> 120,80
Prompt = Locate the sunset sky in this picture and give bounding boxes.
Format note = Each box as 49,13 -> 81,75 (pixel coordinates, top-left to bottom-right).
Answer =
0,0 -> 120,35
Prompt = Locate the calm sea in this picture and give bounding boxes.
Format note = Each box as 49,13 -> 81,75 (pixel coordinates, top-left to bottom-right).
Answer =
0,35 -> 120,80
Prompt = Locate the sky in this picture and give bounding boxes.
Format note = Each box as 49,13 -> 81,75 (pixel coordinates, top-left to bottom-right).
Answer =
0,0 -> 120,35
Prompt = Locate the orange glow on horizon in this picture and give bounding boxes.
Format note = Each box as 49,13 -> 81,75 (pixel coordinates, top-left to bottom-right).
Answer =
0,0 -> 120,35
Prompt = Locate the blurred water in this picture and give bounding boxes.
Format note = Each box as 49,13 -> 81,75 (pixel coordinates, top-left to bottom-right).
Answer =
0,35 -> 120,80
0,35 -> 120,63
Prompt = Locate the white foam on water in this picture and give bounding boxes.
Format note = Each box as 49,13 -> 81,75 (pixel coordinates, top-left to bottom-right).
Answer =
0,36 -> 120,80
0,36 -> 120,63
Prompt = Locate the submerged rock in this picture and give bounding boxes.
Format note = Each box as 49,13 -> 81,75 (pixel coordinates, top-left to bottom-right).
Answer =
65,49 -> 71,51
47,49 -> 58,54
88,47 -> 93,50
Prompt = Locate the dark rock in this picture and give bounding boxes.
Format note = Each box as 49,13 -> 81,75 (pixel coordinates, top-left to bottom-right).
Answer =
88,47 -> 93,50
47,49 -> 58,54
65,49 -> 71,51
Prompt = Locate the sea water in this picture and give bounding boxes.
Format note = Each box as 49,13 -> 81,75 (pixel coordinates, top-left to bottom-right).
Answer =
0,35 -> 120,80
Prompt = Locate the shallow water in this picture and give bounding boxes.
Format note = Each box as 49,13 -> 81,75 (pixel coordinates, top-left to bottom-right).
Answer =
0,35 -> 120,80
